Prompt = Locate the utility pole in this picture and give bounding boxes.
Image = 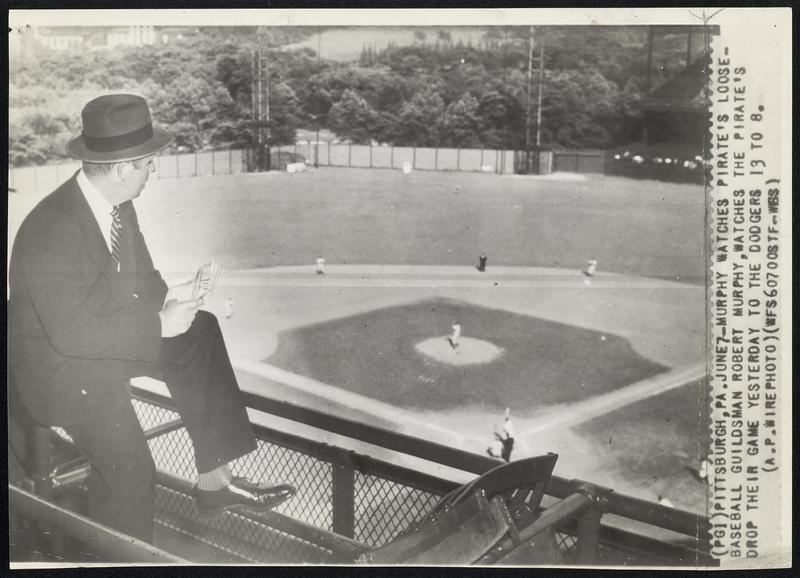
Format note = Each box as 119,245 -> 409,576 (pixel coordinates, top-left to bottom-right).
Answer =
251,50 -> 261,171
525,26 -> 534,173
525,26 -> 546,172
251,51 -> 256,169
535,29 -> 545,149
645,26 -> 655,93
251,29 -> 272,172
265,49 -> 271,172
686,29 -> 693,68
501,27 -> 509,85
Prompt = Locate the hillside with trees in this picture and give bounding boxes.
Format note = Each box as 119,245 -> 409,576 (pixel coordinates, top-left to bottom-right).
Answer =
9,26 -> 697,167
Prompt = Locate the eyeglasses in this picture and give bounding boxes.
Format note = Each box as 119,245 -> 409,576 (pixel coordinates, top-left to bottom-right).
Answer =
128,158 -> 156,172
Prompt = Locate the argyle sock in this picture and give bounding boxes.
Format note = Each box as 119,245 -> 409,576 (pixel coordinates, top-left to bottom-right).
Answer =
196,464 -> 233,491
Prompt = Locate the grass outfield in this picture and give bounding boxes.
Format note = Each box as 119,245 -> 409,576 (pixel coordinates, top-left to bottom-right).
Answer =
134,167 -> 705,281
574,380 -> 710,512
264,297 -> 667,412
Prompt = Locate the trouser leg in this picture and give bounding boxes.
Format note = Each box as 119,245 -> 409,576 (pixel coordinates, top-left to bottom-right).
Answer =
155,310 -> 257,474
50,369 -> 155,543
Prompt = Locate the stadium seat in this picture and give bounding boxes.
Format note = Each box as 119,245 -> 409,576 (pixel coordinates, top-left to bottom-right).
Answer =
7,367 -> 90,500
417,452 -> 558,530
357,453 -> 567,565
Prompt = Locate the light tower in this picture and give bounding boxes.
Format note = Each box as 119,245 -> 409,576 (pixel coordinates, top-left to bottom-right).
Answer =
251,29 -> 272,172
524,26 -> 546,173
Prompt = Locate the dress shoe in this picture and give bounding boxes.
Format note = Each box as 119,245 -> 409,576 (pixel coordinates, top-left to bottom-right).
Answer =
194,476 -> 296,519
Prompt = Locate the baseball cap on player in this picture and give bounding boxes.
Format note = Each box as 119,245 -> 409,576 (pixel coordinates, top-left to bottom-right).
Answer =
66,94 -> 173,163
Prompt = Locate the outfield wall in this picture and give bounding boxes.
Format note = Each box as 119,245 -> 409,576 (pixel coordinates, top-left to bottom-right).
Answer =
7,149 -> 249,196
7,145 -> 604,196
282,142 -> 517,174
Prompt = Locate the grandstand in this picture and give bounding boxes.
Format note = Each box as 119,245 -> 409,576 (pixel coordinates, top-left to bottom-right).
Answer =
606,26 -> 718,183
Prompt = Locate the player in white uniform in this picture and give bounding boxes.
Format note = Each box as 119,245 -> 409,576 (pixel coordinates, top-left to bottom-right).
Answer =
448,322 -> 462,350
487,408 -> 515,462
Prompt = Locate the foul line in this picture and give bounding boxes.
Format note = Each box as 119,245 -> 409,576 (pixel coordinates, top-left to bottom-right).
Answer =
213,266 -> 699,290
520,362 -> 707,441
164,265 -> 701,291
132,357 -> 706,453
230,356 -> 707,450
231,356 -> 467,444
219,277 -> 692,289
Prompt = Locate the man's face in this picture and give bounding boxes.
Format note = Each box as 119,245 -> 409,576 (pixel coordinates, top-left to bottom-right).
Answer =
120,155 -> 156,201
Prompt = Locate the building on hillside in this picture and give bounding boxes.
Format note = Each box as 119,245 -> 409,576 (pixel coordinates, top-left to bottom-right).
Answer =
605,58 -> 709,184
156,27 -> 201,45
639,57 -> 708,149
13,26 -> 158,57
605,25 -> 719,183
106,26 -> 157,48
39,32 -> 84,51
638,25 -> 719,152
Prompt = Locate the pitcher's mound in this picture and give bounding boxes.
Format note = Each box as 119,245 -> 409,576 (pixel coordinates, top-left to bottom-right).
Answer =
415,336 -> 505,366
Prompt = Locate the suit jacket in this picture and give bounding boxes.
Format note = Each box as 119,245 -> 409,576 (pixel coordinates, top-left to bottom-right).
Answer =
9,172 -> 168,423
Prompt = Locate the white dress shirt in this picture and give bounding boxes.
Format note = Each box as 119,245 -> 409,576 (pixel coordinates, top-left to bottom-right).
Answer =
77,170 -> 116,255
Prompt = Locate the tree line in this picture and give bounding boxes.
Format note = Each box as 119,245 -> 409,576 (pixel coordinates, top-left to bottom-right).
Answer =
9,26 -> 695,167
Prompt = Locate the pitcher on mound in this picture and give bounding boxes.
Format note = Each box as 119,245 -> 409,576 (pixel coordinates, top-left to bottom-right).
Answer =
448,322 -> 462,350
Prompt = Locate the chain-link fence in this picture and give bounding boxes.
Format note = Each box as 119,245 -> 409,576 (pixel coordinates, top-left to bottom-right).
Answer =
14,388 -> 713,565
554,529 -> 580,563
154,483 -> 337,564
353,471 -> 441,547
127,390 -> 711,565
132,393 -> 446,562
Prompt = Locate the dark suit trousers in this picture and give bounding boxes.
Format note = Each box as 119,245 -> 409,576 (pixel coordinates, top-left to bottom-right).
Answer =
49,311 -> 257,543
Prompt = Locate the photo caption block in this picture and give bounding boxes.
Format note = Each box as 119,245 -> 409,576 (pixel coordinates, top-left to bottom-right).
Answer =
708,8 -> 791,568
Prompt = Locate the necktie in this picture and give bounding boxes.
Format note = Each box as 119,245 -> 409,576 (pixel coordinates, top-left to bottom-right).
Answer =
110,205 -> 123,269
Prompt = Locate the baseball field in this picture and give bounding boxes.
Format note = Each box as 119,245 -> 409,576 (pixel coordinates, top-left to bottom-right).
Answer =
9,165 -> 710,514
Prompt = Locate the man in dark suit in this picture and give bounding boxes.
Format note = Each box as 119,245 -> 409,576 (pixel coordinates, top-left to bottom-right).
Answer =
9,94 -> 295,543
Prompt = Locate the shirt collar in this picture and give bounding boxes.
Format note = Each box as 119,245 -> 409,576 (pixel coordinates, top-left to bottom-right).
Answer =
77,169 -> 116,216
76,170 -> 118,257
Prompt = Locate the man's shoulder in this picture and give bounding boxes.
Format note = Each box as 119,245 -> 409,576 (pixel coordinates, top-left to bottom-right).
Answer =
16,175 -> 82,240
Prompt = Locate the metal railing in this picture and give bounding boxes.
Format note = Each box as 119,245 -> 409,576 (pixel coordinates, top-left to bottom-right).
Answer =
131,386 -> 711,565
9,485 -> 186,564
10,383 -> 714,565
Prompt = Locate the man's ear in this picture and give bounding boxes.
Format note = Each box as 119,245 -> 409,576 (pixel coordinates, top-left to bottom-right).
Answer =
115,161 -> 132,181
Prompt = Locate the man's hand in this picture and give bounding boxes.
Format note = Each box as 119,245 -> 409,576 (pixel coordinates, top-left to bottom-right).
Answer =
160,298 -> 203,338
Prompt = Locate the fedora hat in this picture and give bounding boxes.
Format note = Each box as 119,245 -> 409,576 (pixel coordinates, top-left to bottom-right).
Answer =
66,94 -> 173,163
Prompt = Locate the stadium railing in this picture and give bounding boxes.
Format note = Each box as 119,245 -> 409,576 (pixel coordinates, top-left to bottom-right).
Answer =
10,381 -> 715,566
